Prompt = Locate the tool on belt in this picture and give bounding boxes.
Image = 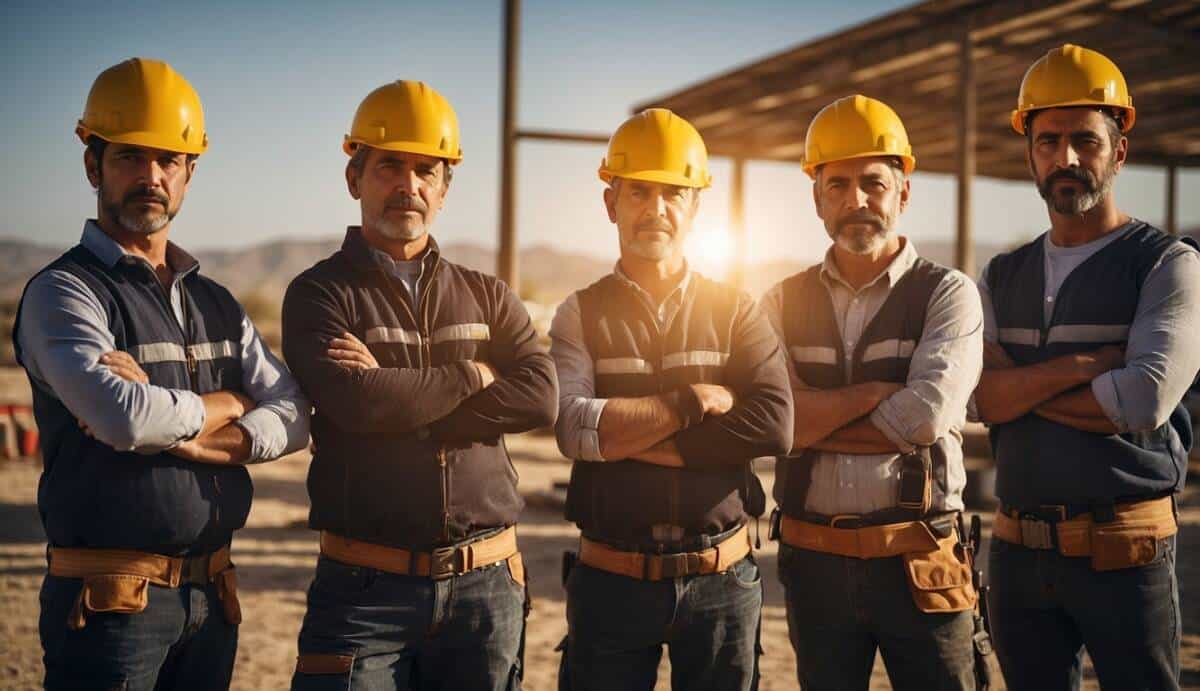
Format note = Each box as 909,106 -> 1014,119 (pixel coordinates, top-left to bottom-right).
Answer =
48,545 -> 240,630
960,514 -> 1005,691
991,496 -> 1176,571
320,526 -> 523,581
568,523 -> 752,581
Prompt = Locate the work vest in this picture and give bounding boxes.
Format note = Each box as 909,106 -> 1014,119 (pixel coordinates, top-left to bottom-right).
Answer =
986,223 -> 1191,506
14,244 -> 250,556
565,273 -> 765,545
773,258 -> 952,517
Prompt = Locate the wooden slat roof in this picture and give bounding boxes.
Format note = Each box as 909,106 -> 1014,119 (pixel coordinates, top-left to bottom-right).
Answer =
635,0 -> 1200,180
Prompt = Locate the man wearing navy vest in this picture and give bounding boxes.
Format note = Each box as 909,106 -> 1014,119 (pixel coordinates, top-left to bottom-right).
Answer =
973,45 -> 1200,690
761,95 -> 983,691
13,58 -> 311,690
283,81 -> 557,690
550,109 -> 793,691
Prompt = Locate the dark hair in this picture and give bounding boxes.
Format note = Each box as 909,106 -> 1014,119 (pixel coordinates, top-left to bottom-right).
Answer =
346,145 -> 453,186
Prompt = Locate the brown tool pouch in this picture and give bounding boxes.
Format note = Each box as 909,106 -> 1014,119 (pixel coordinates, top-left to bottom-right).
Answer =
505,552 -> 526,587
901,535 -> 977,613
896,449 -> 932,514
1089,521 -> 1172,571
68,574 -> 150,630
213,565 -> 243,626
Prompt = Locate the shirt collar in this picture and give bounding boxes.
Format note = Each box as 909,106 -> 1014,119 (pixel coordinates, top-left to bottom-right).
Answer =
612,259 -> 692,309
342,226 -> 441,273
820,236 -> 918,293
80,219 -> 200,276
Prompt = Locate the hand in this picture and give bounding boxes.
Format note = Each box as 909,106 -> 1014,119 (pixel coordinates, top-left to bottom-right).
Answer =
1074,344 -> 1124,380
691,384 -> 735,416
328,332 -> 379,370
168,439 -> 202,460
99,351 -> 149,384
983,342 -> 1016,370
474,361 -> 497,388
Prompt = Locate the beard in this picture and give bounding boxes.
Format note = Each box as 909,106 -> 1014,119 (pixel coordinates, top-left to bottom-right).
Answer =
102,185 -> 173,235
371,193 -> 429,241
827,209 -> 891,255
1037,160 -> 1116,216
621,217 -> 676,261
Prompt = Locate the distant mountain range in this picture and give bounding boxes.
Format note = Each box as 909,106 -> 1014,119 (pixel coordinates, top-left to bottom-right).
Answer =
0,233 -> 1053,307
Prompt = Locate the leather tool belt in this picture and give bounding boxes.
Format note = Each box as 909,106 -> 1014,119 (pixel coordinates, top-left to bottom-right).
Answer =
47,545 -> 240,630
992,495 -> 1176,571
578,523 -> 751,581
778,513 -> 955,559
320,526 -> 520,580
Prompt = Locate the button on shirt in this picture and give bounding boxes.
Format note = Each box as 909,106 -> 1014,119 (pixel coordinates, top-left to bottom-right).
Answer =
761,239 -> 982,515
17,221 -> 311,460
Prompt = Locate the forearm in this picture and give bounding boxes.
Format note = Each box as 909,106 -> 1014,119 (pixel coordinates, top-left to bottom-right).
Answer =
1034,387 -> 1119,434
597,394 -> 684,459
172,423 -> 254,465
429,353 -> 558,442
974,354 -> 1090,423
628,438 -> 684,468
791,383 -> 887,450
810,417 -> 901,454
236,397 -> 311,461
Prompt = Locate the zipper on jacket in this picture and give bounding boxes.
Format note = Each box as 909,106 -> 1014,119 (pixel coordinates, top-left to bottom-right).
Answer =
439,445 -> 450,542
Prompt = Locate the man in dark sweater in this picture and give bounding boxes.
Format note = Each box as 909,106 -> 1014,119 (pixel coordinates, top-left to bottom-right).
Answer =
284,80 -> 557,691
550,108 -> 793,691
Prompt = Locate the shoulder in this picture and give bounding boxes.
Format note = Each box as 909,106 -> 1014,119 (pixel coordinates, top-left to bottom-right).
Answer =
286,252 -> 352,298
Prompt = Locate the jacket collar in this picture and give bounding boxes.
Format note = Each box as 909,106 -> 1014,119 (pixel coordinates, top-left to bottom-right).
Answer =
341,226 -> 442,273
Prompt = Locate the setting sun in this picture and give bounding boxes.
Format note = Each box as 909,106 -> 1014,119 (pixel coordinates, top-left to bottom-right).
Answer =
686,224 -> 736,279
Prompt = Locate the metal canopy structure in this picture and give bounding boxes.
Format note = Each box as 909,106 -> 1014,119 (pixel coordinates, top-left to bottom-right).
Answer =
628,0 -> 1200,276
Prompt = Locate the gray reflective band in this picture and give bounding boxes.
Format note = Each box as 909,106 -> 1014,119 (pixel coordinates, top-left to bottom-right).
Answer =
1046,323 -> 1130,345
131,342 -> 186,364
595,357 -> 655,375
861,338 -> 917,363
997,328 -> 1040,347
188,340 -> 238,361
431,323 -> 490,345
790,345 -> 838,366
364,327 -> 422,346
662,350 -> 729,370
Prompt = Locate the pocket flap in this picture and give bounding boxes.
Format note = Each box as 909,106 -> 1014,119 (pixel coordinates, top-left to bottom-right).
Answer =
902,538 -> 973,592
81,574 -> 150,614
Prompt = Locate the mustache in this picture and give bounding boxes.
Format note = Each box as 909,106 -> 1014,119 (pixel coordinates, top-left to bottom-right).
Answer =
1042,167 -> 1098,193
834,210 -> 885,234
384,194 -> 428,213
123,187 -> 169,206
634,218 -> 674,235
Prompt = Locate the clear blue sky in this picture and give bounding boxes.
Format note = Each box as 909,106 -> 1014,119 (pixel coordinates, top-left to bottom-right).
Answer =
3,0 -> 1197,276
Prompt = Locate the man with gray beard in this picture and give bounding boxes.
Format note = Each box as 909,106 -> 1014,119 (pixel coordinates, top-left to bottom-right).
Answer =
761,95 -> 982,691
15,58 -> 310,691
972,44 -> 1200,690
283,80 -> 556,690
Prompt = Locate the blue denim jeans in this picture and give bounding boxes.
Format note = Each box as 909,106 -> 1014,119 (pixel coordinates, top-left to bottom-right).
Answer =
39,574 -> 237,691
290,554 -> 527,691
776,544 -> 975,691
987,534 -> 1180,691
557,555 -> 763,691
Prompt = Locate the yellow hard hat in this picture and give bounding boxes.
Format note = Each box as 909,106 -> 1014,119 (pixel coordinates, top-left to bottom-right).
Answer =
802,95 -> 915,179
344,80 -> 463,163
598,108 -> 711,188
76,58 -> 208,155
1011,44 -> 1135,134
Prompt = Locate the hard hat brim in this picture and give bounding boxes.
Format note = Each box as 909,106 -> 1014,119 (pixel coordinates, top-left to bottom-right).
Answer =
1011,102 -> 1136,134
598,167 -> 711,189
343,136 -> 463,164
802,151 -> 916,179
76,123 -> 207,156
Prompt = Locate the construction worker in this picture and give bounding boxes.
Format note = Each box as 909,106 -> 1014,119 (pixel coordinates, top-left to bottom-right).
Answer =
283,80 -> 557,690
14,58 -> 312,690
973,44 -> 1199,690
550,108 -> 794,690
761,95 -> 983,690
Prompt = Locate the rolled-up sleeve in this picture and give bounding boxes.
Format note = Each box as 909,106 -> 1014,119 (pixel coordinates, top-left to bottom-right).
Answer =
549,293 -> 607,461
233,314 -> 311,462
871,270 -> 983,449
1091,246 -> 1200,433
16,269 -> 205,453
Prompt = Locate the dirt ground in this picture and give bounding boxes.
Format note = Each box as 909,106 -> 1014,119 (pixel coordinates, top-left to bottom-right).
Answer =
1,364 -> 1198,689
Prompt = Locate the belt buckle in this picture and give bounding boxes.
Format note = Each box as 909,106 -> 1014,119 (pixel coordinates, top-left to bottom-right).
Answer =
654,552 -> 700,579
829,514 -> 861,529
429,545 -> 463,580
1018,514 -> 1057,550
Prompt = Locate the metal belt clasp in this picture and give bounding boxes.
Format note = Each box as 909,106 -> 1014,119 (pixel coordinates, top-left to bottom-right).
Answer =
429,545 -> 464,580
1018,515 -> 1057,550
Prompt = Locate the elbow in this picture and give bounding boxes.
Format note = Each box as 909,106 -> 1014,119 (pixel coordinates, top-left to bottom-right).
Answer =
94,417 -> 140,452
1123,403 -> 1172,434
765,412 -> 794,457
533,394 -> 559,431
906,420 -> 940,448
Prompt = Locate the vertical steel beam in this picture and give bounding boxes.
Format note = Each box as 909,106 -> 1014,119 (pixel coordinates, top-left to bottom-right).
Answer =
729,158 -> 746,288
1166,162 -> 1178,235
955,20 -> 976,277
498,0 -> 521,291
